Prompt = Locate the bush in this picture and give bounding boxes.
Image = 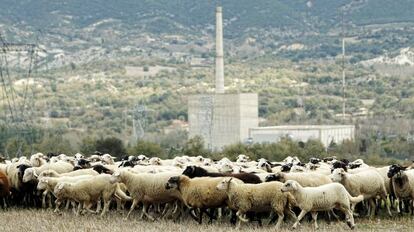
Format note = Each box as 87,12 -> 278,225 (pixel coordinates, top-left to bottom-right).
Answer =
128,140 -> 164,158
95,137 -> 127,158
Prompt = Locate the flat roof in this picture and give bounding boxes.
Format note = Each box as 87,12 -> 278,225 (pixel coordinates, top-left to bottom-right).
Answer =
250,125 -> 355,130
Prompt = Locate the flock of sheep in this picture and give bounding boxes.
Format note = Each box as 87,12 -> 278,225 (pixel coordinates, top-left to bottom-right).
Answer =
0,152 -> 413,230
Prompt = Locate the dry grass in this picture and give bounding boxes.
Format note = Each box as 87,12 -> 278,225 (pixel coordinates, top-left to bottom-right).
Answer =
0,208 -> 412,232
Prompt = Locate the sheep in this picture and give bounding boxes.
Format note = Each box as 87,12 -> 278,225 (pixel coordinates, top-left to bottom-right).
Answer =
110,169 -> 181,220
39,169 -> 99,178
166,175 -> 227,224
216,177 -> 296,229
267,172 -> 332,187
281,180 -> 363,229
30,153 -> 47,167
182,166 -> 262,184
22,161 -> 74,183
330,168 -> 392,217
0,171 -> 11,208
37,175 -> 95,210
387,165 -> 414,214
54,174 -> 131,216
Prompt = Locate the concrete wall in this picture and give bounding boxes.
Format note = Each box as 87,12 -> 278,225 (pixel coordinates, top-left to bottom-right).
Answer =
188,93 -> 258,151
249,125 -> 355,148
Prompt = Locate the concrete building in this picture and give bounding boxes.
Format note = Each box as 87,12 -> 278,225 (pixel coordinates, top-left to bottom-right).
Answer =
249,125 -> 355,148
188,93 -> 258,150
188,7 -> 259,151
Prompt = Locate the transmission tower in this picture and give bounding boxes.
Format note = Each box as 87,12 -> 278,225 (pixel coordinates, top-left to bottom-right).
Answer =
0,33 -> 45,157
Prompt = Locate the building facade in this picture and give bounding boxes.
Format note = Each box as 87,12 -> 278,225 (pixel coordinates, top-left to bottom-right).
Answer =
249,125 -> 355,148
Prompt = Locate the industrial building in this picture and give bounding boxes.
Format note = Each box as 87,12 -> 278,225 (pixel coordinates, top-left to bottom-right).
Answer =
249,125 -> 355,148
187,6 -> 355,151
188,7 -> 258,151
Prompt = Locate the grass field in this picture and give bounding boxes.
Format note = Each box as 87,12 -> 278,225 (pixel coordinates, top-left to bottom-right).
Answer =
0,208 -> 413,232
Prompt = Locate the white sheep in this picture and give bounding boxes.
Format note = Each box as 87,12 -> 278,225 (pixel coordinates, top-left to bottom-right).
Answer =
281,180 -> 364,230
330,168 -> 392,217
270,172 -> 332,187
216,177 -> 296,229
39,169 -> 99,178
54,174 -> 130,216
110,169 -> 181,220
23,161 -> 74,183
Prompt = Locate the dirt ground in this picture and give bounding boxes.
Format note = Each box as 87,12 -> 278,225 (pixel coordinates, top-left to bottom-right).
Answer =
0,208 -> 413,232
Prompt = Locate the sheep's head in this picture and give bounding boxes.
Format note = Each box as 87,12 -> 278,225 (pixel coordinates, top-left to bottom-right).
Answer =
216,177 -> 233,191
182,166 -> 196,177
77,159 -> 91,168
23,167 -> 38,183
37,179 -> 49,190
388,164 -> 406,178
110,171 -> 121,184
219,163 -> 233,174
309,158 -> 321,164
165,176 -> 180,190
74,153 -> 85,160
281,163 -> 293,172
281,180 -> 299,192
236,154 -> 250,163
330,168 -> 346,182
264,173 -> 277,182
149,157 -> 161,166
331,161 -> 348,173
38,170 -> 55,178
102,154 -> 116,164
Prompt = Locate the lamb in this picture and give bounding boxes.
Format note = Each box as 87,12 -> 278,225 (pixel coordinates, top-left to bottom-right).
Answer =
330,168 -> 392,217
110,169 -> 181,220
281,180 -> 364,229
166,175 -> 227,224
54,174 -> 131,216
216,177 -> 296,229
267,172 -> 332,187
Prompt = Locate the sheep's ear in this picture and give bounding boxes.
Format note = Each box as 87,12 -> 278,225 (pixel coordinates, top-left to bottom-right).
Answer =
58,184 -> 64,190
33,171 -> 39,178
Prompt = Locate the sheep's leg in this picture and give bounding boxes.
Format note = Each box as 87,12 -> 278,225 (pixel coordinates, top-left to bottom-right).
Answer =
293,210 -> 308,229
54,199 -> 62,213
142,203 -> 155,221
284,207 -> 297,221
100,200 -> 111,217
311,211 -> 319,230
41,190 -> 48,208
368,199 -> 376,218
95,198 -> 102,213
236,210 -> 249,223
116,198 -> 122,212
75,202 -> 82,216
275,211 -> 284,230
65,200 -> 70,210
125,199 -> 138,220
48,193 -> 53,209
383,195 -> 392,217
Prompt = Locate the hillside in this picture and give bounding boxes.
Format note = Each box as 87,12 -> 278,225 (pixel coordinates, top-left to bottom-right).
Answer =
1,1 -> 414,158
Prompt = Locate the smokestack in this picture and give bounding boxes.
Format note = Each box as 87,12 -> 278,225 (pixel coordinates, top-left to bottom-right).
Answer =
215,6 -> 224,94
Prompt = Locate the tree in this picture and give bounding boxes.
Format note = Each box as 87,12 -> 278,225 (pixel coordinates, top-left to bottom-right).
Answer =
95,137 -> 126,158
182,136 -> 209,157
80,137 -> 97,155
128,140 -> 164,158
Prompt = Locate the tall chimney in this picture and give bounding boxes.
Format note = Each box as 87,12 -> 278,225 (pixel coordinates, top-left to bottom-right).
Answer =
215,6 -> 224,94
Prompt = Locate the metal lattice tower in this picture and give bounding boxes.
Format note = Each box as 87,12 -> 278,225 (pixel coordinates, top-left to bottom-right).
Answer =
0,33 -> 45,157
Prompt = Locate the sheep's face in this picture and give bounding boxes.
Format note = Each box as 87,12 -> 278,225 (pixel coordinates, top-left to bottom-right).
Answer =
281,180 -> 298,192
216,178 -> 232,191
149,157 -> 161,166
110,172 -> 121,184
102,154 -> 115,164
39,170 -> 53,178
310,158 -> 321,164
182,166 -> 196,177
388,165 -> 405,178
219,163 -> 233,174
165,176 -> 180,190
265,173 -> 278,182
330,168 -> 345,182
37,179 -> 48,190
23,168 -> 37,183
74,153 -> 84,160
281,163 -> 293,172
